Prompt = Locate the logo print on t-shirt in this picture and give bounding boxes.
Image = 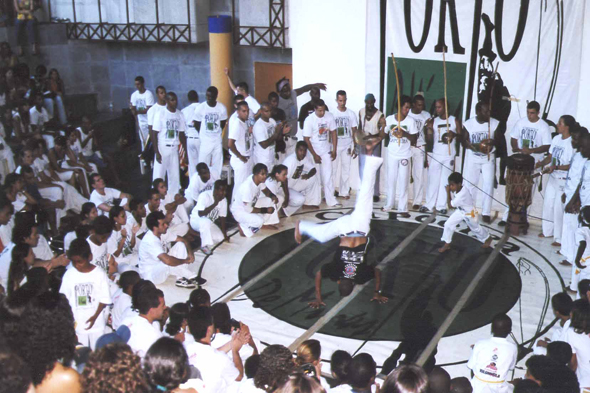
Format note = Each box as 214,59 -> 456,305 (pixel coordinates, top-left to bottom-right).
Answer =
479,350 -> 501,379
75,282 -> 94,308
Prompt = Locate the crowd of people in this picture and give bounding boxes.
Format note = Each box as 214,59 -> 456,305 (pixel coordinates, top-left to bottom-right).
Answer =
0,37 -> 586,393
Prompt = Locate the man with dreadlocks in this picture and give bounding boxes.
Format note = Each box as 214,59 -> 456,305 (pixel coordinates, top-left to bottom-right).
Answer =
294,136 -> 388,307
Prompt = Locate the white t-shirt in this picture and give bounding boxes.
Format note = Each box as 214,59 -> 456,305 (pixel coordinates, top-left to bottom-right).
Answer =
230,108 -> 256,129
87,236 -> 110,273
407,110 -> 431,147
333,108 -> 358,144
59,265 -> 112,334
432,116 -> 457,157
90,188 -> 122,215
510,118 -> 552,162
182,102 -> 201,138
124,314 -> 163,358
252,118 -> 277,165
187,171 -> 219,203
580,161 -> 590,207
0,242 -> 15,290
575,227 -> 590,269
153,108 -> 186,147
138,230 -> 167,283
111,291 -> 134,330
147,103 -> 166,127
29,106 -> 50,127
302,112 -> 336,155
244,95 -> 261,114
385,114 -> 418,159
126,212 -> 147,239
192,189 -> 228,222
228,116 -> 252,157
231,175 -> 267,214
194,102 -> 229,142
76,127 -> 94,157
107,228 -> 136,263
565,152 -> 587,201
548,135 -> 573,180
467,337 -> 517,384
278,89 -> 298,131
564,327 -> 590,387
282,151 -> 316,182
451,186 -> 475,213
463,117 -> 500,161
185,341 -> 240,393
130,90 -> 155,126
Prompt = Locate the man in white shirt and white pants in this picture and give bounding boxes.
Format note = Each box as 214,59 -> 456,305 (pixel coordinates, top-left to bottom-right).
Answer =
332,90 -> 358,199
194,86 -> 228,176
130,76 -> 155,150
253,102 -> 290,173
189,180 -> 229,256
282,141 -> 322,208
228,101 -> 253,189
181,90 -> 201,179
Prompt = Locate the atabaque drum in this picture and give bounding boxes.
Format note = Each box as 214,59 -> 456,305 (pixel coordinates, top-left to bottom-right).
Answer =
505,154 -> 535,235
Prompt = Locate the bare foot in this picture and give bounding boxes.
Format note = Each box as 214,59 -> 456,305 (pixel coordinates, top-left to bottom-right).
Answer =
238,225 -> 245,237
399,212 -> 411,218
552,242 -> 561,247
438,243 -> 451,253
482,236 -> 493,248
294,220 -> 302,244
538,233 -> 547,238
341,196 -> 350,200
302,205 -> 320,210
261,225 -> 278,230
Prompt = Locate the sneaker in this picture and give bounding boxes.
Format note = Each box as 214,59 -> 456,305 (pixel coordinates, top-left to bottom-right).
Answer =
191,276 -> 207,286
419,206 -> 429,213
498,220 -> 507,227
175,277 -> 196,288
412,205 -> 420,210
439,209 -> 448,214
200,246 -> 213,255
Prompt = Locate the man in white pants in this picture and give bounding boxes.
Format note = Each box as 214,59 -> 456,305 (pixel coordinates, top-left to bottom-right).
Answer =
138,210 -> 198,288
182,90 -> 201,179
130,76 -> 154,149
194,86 -> 228,175
228,101 -> 253,188
294,138 -> 388,305
303,99 -> 341,208
253,102 -> 290,172
190,180 -> 229,256
185,163 -> 218,212
406,94 -> 430,209
383,95 -> 418,216
147,86 -> 167,145
282,141 -> 322,208
462,102 -> 500,223
332,90 -> 358,199
152,92 -> 187,197
439,172 -> 492,253
231,163 -> 280,237
422,98 -> 460,214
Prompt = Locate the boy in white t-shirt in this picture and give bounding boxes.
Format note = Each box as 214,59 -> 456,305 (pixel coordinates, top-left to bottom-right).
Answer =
190,180 -> 229,256
152,91 -> 187,197
228,101 -> 254,188
439,172 -> 492,253
332,90 -> 358,199
383,95 -> 418,216
194,86 -> 228,175
88,216 -> 117,280
185,163 -> 218,211
60,238 -> 113,349
181,90 -> 201,179
130,76 -> 155,149
253,102 -> 291,174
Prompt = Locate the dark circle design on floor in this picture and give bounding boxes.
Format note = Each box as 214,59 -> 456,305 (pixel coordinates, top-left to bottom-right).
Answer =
238,219 -> 522,342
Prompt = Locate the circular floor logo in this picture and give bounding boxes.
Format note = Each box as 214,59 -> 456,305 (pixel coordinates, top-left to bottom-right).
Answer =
238,217 -> 522,342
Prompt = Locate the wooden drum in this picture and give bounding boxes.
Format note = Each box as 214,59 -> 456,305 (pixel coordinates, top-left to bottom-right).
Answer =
505,154 -> 535,235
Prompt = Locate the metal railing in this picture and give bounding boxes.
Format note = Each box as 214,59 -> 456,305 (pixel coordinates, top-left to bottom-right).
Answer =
232,0 -> 287,48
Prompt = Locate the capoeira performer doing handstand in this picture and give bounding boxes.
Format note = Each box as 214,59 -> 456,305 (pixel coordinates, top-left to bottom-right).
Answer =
294,138 -> 389,307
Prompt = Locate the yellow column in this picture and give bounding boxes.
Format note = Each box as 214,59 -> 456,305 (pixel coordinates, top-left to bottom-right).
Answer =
209,15 -> 233,128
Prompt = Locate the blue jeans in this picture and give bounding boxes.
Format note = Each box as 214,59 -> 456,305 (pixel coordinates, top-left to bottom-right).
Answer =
15,18 -> 37,45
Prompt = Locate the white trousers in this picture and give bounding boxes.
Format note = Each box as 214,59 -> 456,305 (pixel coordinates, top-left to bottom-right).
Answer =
359,143 -> 381,196
300,155 -> 382,242
441,210 -> 490,244
39,185 -> 67,223
332,141 -> 353,197
290,175 -> 322,207
230,156 -> 253,191
199,140 -> 223,176
562,211 -> 578,262
411,146 -> 427,206
190,216 -> 224,248
542,176 -> 566,242
138,121 -> 149,149
385,155 -> 410,212
153,144 -> 181,196
426,155 -> 453,210
314,150 -> 338,206
281,189 -> 305,216
232,196 -> 280,237
187,137 -> 200,179
145,242 -> 197,285
62,162 -> 95,195
464,155 -> 495,216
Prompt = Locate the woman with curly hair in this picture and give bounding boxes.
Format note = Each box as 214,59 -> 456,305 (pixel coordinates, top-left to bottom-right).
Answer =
0,289 -> 80,392
81,342 -> 150,393
144,337 -> 203,393
164,302 -> 193,343
254,344 -> 295,393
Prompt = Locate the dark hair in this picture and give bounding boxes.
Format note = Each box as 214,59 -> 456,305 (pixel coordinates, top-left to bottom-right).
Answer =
412,94 -> 425,103
187,90 -> 199,102
268,91 -> 279,100
146,211 -> 165,231
147,187 -> 160,201
144,337 -> 191,391
338,278 -> 354,296
89,173 -> 101,186
400,95 -> 412,108
578,279 -> 590,298
254,345 -> 294,392
513,379 -> 544,393
19,164 -> 33,175
313,99 -> 326,110
330,350 -> 352,385
119,270 -> 141,291
253,163 -> 268,175
108,205 -> 125,222
165,302 -> 190,336
233,94 -> 245,104
491,313 -> 512,337
4,172 -> 22,189
381,364 -> 429,393
196,162 -> 209,173
245,355 -> 261,379
0,348 -> 32,393
152,178 -> 165,189
214,179 -> 227,191
271,164 -> 288,179
0,291 -> 77,385
207,86 -> 219,96
475,101 -> 489,114
187,306 -> 213,341
336,90 -> 346,98
75,224 -> 92,240
448,172 -> 463,185
166,91 -> 177,100
7,243 -> 31,297
277,374 -> 325,393
551,292 -> 573,317
296,141 -> 309,150
525,355 -> 553,381
189,288 -> 210,309
81,202 -> 96,219
527,101 -> 540,112
295,339 -> 321,367
570,299 -> 590,334
236,82 -> 249,93
68,237 -> 91,260
345,354 -> 376,389
428,367 -> 451,393
12,212 -> 36,244
155,85 -> 166,94
236,101 -> 249,111
82,343 -> 150,393
135,76 -> 145,84
54,135 -> 67,147
132,280 -> 160,315
211,303 -> 232,335
93,215 -> 113,236
129,198 -> 143,212
560,115 -> 579,132
547,341 -> 573,366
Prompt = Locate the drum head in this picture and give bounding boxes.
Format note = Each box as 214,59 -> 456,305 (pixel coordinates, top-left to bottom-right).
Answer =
507,154 -> 535,171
